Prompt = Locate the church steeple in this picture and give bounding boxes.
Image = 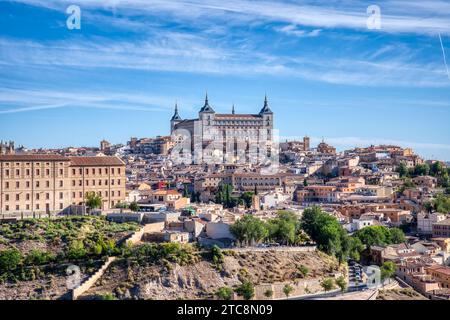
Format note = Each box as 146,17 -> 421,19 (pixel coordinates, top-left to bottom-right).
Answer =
199,91 -> 215,113
259,94 -> 273,114
232,104 -> 235,115
171,102 -> 181,121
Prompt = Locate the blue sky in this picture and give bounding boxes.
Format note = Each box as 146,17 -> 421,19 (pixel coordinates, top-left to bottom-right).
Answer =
0,0 -> 450,159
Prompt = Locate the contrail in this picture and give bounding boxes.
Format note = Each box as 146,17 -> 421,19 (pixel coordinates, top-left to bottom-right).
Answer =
438,33 -> 450,80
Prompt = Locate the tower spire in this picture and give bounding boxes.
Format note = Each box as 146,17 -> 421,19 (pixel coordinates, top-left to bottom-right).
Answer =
171,101 -> 181,121
259,93 -> 273,114
232,103 -> 235,114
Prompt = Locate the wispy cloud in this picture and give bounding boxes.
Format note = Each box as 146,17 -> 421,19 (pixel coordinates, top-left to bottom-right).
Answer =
1,36 -> 448,88
11,0 -> 450,35
275,25 -> 321,37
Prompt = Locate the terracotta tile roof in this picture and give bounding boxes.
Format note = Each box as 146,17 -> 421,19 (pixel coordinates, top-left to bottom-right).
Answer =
69,156 -> 125,166
0,154 -> 69,161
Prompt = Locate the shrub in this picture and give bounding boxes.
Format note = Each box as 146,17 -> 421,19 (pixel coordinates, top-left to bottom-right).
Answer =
235,281 -> 255,300
25,249 -> 55,265
297,264 -> 309,278
216,287 -> 233,300
0,248 -> 23,272
283,284 -> 294,298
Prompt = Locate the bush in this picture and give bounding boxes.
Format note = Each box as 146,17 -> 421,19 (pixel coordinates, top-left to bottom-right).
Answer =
216,287 -> 233,300
235,281 -> 255,300
283,284 -> 294,297
297,264 -> 309,278
320,278 -> 336,292
264,289 -> 273,298
0,248 -> 23,272
67,241 -> 87,260
24,249 -> 55,265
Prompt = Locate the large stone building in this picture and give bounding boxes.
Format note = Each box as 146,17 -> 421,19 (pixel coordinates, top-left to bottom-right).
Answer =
170,94 -> 274,164
0,154 -> 126,215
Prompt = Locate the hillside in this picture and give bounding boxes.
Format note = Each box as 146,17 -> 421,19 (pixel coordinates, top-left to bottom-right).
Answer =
80,247 -> 343,300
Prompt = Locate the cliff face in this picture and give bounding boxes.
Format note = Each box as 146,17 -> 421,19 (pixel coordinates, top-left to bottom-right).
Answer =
81,249 -> 343,300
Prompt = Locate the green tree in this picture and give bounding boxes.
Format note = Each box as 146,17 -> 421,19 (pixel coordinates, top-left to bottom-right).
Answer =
432,194 -> 450,213
380,261 -> 396,284
268,211 -> 298,245
396,163 -> 409,178
283,284 -> 294,298
230,215 -> 269,245
85,191 -> 102,211
236,281 -> 255,300
335,276 -> 347,293
129,201 -> 140,212
353,226 -> 405,249
301,206 -> 351,263
413,163 -> 430,176
320,278 -> 336,292
239,192 -> 254,209
389,228 -> 406,244
0,248 -> 23,272
216,287 -> 233,300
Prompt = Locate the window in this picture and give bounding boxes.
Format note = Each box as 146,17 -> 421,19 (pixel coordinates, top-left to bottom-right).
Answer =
79,180 -> 82,186
92,180 -> 95,186
5,205 -> 9,211
16,181 -> 19,188
86,180 -> 89,186
59,203 -> 63,210
112,191 -> 115,197
59,169 -> 63,175
72,169 -> 76,175
59,192 -> 63,200
105,180 -> 108,185
26,181 -> 30,188
85,168 -> 89,175
111,179 -> 115,185
99,168 -> 102,175
16,205 -> 19,211
46,169 -> 50,176
92,168 -> 95,175
36,204 -> 40,210
36,194 -> 40,200
99,180 -> 102,186
5,194 -> 9,201
72,180 -> 76,186
16,194 -> 20,201
5,169 -> 9,177
26,169 -> 30,176
59,181 -> 63,187
46,181 -> 50,188
26,204 -> 30,210
79,192 -> 82,198
118,168 -> 121,175
46,193 -> 50,200
16,169 -> 20,176
5,182 -> 9,189
26,193 -> 30,201
36,169 -> 40,176
79,168 -> 82,175
112,168 -> 115,174
72,192 -> 75,198
117,179 -> 121,185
